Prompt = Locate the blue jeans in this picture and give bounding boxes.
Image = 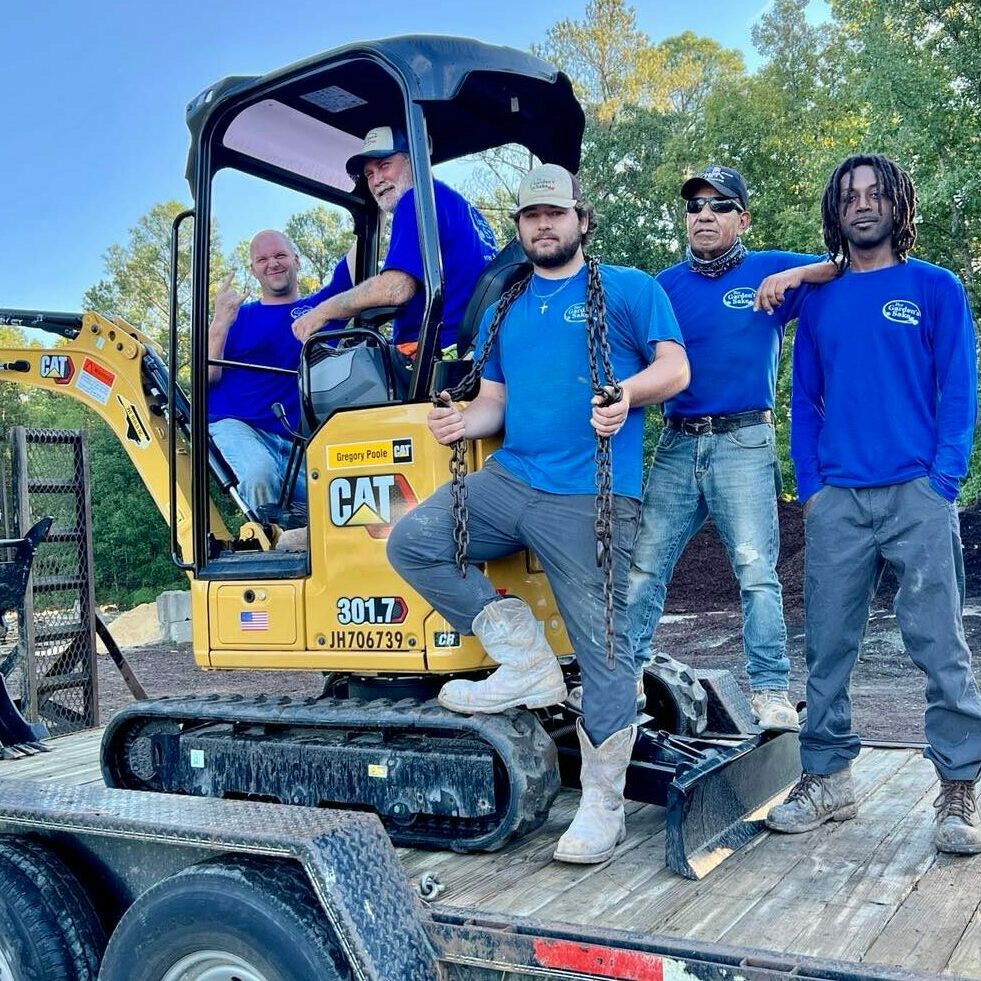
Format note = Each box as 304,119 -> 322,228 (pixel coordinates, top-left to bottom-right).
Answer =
209,418 -> 306,512
625,423 -> 789,691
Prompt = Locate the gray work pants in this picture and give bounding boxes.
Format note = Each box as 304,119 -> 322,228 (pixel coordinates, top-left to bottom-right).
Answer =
387,459 -> 640,744
802,479 -> 981,781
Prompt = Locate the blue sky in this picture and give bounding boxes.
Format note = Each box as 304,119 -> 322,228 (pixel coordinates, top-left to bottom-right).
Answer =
1,0 -> 829,313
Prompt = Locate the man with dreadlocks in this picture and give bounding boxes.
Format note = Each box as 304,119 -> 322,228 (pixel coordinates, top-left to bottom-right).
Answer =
387,164 -> 688,864
766,154 -> 981,855
623,165 -> 835,731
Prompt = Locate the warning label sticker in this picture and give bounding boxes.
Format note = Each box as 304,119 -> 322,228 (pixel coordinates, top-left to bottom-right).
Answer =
76,358 -> 115,405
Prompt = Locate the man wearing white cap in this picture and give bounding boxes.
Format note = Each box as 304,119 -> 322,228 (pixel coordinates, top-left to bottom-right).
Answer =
291,126 -> 497,360
387,164 -> 689,865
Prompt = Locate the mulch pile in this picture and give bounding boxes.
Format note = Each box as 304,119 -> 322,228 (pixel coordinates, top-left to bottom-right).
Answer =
664,499 -> 981,616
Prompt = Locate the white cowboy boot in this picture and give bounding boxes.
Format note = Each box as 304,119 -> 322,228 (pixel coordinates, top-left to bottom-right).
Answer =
553,719 -> 636,864
438,598 -> 567,713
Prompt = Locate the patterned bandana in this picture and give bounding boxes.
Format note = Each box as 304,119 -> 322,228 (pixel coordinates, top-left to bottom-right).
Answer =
686,239 -> 748,278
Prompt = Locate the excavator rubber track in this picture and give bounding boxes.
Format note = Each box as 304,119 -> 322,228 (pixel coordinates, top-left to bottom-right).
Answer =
101,694 -> 560,853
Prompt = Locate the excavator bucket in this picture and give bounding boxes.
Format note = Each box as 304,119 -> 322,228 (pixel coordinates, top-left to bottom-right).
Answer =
0,517 -> 53,757
663,729 -> 801,879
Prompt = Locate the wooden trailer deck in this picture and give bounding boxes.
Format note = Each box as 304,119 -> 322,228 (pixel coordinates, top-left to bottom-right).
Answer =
3,728 -> 979,978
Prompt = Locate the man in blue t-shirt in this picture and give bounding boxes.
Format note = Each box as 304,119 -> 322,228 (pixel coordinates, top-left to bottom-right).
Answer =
624,165 -> 835,731
387,165 -> 688,865
766,154 -> 981,855
209,229 -> 347,513
291,126 -> 497,360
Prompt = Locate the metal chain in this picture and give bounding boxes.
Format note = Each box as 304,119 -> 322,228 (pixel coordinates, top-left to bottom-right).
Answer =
436,271 -> 533,575
583,255 -> 622,670
441,257 -> 621,673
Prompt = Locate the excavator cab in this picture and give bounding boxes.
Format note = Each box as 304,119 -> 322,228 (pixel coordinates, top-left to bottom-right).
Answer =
175,36 -> 586,677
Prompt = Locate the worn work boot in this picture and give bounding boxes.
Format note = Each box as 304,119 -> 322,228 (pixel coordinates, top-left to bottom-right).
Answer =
750,690 -> 801,732
554,719 -> 637,864
438,598 -> 567,714
565,676 -> 646,714
765,767 -> 857,833
933,779 -> 981,855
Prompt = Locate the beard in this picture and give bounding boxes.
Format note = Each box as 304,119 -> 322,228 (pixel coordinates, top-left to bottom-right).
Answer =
521,228 -> 583,268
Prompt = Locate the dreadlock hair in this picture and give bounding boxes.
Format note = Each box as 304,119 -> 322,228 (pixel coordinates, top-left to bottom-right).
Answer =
821,154 -> 917,270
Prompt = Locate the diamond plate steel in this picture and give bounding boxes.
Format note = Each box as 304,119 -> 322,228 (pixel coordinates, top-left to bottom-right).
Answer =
0,780 -> 440,981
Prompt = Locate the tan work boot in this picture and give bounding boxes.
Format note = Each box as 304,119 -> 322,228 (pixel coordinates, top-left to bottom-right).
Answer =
750,690 -> 801,732
565,675 -> 645,714
438,598 -> 567,714
554,719 -> 636,864
934,778 -> 981,855
765,767 -> 857,833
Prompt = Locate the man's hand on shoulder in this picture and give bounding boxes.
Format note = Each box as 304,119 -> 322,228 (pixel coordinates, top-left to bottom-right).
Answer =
754,268 -> 805,314
428,392 -> 467,445
755,260 -> 839,314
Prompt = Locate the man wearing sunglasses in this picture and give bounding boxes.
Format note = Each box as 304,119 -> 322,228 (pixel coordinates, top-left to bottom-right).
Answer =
625,165 -> 834,731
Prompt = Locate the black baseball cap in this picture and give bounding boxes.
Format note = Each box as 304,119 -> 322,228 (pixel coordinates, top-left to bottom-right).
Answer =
681,165 -> 749,210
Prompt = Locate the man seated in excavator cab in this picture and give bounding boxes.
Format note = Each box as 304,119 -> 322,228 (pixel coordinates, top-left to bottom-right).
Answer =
207,228 -> 348,515
264,125 -> 497,550
291,125 -> 498,362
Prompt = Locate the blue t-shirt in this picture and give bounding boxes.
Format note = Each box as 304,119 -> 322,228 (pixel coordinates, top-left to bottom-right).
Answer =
791,257 -> 978,502
656,251 -> 816,417
475,264 -> 683,499
384,179 -> 497,351
208,283 -> 334,433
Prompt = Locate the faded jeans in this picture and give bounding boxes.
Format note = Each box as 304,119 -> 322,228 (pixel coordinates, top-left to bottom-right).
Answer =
386,459 -> 640,744
625,423 -> 789,691
209,418 -> 306,512
801,479 -> 981,781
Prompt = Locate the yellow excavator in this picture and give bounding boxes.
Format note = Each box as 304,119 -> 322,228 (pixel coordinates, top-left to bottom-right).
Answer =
0,36 -> 800,879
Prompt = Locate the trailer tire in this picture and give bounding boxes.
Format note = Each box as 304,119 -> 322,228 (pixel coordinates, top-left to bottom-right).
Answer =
0,837 -> 105,981
98,855 -> 352,981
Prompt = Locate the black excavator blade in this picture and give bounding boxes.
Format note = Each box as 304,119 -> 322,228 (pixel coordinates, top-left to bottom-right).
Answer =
663,729 -> 801,878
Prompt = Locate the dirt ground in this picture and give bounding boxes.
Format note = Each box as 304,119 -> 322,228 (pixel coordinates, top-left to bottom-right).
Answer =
97,500 -> 981,744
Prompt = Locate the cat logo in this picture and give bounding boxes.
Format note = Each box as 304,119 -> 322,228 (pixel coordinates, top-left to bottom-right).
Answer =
39,354 -> 74,385
329,474 -> 417,539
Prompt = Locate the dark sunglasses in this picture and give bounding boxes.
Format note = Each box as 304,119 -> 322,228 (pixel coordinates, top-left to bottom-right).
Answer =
685,196 -> 743,215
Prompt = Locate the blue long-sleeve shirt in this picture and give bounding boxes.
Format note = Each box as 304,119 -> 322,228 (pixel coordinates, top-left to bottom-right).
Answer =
656,251 -> 816,417
791,258 -> 977,503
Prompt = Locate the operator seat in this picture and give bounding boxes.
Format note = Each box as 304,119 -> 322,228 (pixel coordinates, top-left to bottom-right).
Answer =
432,238 -> 530,398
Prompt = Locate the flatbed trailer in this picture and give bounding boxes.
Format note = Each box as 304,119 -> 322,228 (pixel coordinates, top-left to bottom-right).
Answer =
0,728 -> 977,979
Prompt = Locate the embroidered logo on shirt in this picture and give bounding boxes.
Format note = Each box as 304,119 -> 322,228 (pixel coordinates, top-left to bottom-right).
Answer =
882,300 -> 922,326
563,302 -> 587,323
290,304 -> 314,320
722,287 -> 756,310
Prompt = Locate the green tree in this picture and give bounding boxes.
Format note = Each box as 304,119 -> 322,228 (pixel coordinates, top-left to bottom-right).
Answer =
285,205 -> 355,291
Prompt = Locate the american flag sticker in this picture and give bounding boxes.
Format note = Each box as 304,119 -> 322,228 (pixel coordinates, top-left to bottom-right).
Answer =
240,610 -> 269,631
